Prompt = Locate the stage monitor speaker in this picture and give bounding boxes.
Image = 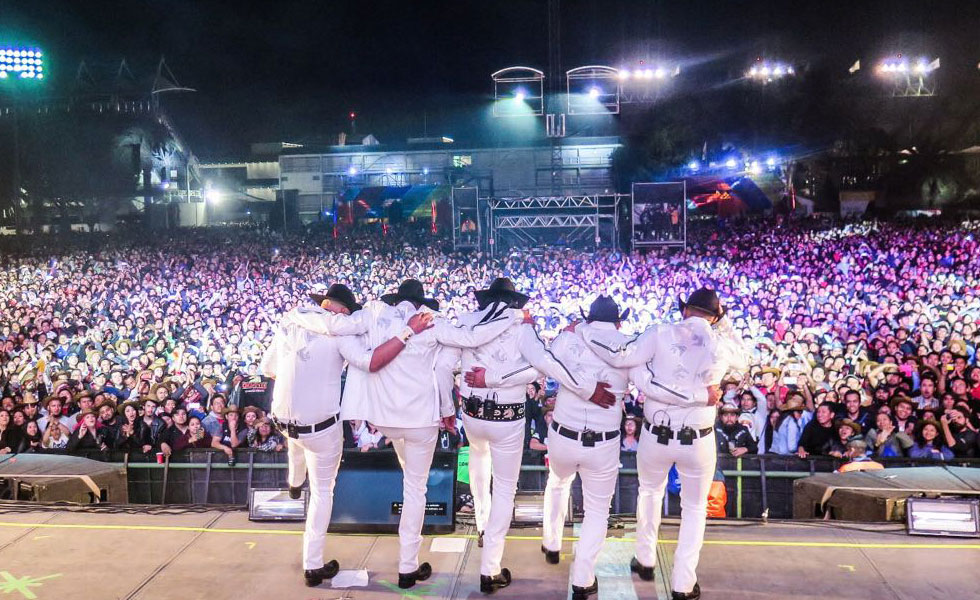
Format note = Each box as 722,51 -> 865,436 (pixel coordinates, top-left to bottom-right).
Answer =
249,488 -> 309,522
328,450 -> 456,534
0,454 -> 128,503
794,467 -> 980,522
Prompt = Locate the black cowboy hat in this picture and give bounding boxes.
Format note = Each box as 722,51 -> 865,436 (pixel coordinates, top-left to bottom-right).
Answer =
381,279 -> 439,311
473,277 -> 530,310
678,287 -> 726,319
580,295 -> 630,324
309,283 -> 362,313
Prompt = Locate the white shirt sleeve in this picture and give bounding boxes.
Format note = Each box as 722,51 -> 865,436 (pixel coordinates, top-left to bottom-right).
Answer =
434,346 -> 461,418
281,306 -> 369,337
515,325 -> 597,398
259,330 -> 281,378
430,309 -> 521,348
484,362 -> 540,388
582,324 -> 660,368
336,335 -> 373,372
713,316 -> 750,373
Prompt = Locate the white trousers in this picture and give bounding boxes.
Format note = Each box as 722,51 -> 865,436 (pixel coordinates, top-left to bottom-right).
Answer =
634,429 -> 716,594
462,414 -> 525,577
542,431 -> 621,588
286,423 -> 344,570
378,425 -> 439,574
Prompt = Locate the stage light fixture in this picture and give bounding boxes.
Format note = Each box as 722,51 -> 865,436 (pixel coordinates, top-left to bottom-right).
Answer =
618,69 -> 630,80
347,166 -> 358,176
643,68 -> 654,79
514,89 -> 526,102
747,60 -> 794,82
588,86 -> 601,98
654,68 -> 666,79
422,167 -> 429,175
748,161 -> 762,175
766,157 -> 776,167
906,497 -> 980,538
725,158 -> 737,168
0,45 -> 45,82
688,160 -> 700,171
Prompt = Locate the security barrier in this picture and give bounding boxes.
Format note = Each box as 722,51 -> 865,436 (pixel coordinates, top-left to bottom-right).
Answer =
62,449 -> 980,519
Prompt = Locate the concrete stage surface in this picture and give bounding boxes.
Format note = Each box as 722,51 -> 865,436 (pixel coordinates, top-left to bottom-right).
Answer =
0,505 -> 977,600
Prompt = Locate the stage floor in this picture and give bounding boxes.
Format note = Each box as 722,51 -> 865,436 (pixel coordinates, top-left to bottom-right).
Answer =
0,505 -> 977,599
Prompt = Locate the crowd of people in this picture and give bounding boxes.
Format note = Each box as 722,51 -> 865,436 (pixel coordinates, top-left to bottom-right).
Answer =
1,216 -> 979,464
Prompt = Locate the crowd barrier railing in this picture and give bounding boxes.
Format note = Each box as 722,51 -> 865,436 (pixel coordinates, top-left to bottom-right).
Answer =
50,449 -> 980,519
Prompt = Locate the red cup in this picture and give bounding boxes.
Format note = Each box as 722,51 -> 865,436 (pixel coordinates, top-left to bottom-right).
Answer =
156,452 -> 165,464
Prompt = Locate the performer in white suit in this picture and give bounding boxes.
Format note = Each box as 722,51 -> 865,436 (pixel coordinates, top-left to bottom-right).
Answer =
288,278 -> 521,589
434,278 -> 537,594
261,283 -> 427,587
582,288 -> 747,600
471,296 -> 625,600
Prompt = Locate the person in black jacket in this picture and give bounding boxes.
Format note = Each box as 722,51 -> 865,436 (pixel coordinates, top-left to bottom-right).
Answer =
16,420 -> 43,453
66,409 -> 108,454
715,405 -> 758,456
797,403 -> 837,458
0,409 -> 21,455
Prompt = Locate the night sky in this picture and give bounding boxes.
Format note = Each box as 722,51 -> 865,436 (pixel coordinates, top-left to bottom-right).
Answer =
3,0 -> 980,157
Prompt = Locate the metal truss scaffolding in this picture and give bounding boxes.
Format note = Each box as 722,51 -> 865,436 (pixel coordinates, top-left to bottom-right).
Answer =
487,193 -> 626,256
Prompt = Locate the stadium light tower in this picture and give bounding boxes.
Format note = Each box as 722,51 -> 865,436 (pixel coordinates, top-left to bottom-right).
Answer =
1,45 -> 47,227
746,58 -> 795,83
616,60 -> 679,104
0,45 -> 46,82
876,55 -> 939,97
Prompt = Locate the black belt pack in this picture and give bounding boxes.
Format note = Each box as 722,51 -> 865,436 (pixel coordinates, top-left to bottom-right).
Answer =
643,420 -> 713,446
464,396 -> 525,422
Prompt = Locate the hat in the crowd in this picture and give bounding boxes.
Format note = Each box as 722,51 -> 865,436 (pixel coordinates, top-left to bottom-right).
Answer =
917,418 -> 941,432
16,396 -> 40,410
780,397 -> 807,412
580,295 -> 630,324
75,407 -> 98,420
837,418 -> 862,436
241,405 -> 264,419
882,364 -> 900,375
201,377 -> 219,387
139,396 -> 159,408
41,394 -> 63,410
73,390 -> 95,403
309,283 -> 363,313
52,371 -> 71,382
761,367 -> 781,377
222,405 -> 241,416
737,412 -> 755,426
149,383 -> 170,398
473,277 -> 530,310
94,397 -> 118,413
719,403 -> 740,414
679,287 -> 725,319
721,375 -> 740,387
117,400 -> 141,416
889,394 -> 915,411
381,279 -> 439,311
151,357 -> 167,370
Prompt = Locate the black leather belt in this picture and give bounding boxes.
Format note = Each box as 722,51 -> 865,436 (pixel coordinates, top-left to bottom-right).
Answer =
272,414 -> 339,439
643,420 -> 713,444
463,396 -> 526,422
550,420 -> 620,447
